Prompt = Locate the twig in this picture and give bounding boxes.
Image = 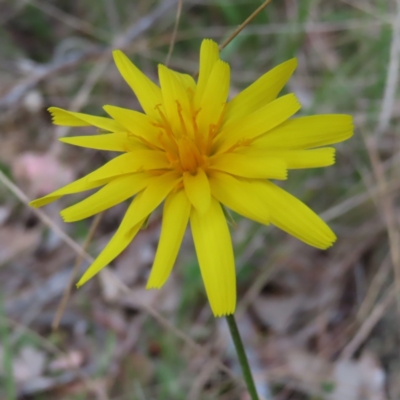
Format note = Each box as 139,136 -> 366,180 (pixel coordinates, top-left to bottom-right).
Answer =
340,286 -> 395,359
188,358 -> 219,400
1,314 -> 69,358
320,174 -> 400,222
0,170 -> 88,259
356,254 -> 391,321
165,0 -> 184,66
219,0 -> 272,51
52,213 -> 103,330
365,137 -> 400,313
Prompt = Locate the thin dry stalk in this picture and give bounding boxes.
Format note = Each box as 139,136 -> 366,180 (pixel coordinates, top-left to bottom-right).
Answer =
356,254 -> 391,321
320,168 -> 400,222
219,0 -> 273,51
188,358 -> 219,400
365,137 -> 400,311
52,213 -> 104,330
165,0 -> 184,66
1,315 -> 72,358
351,0 -> 400,320
0,170 -> 88,259
340,285 -> 395,359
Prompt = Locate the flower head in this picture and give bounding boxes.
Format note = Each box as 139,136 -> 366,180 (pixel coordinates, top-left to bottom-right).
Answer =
30,39 -> 353,317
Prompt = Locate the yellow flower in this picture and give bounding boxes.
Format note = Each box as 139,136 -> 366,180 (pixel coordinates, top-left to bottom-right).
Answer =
30,39 -> 353,317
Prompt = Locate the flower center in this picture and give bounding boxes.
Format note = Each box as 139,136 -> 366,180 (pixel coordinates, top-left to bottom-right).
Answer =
153,101 -> 224,175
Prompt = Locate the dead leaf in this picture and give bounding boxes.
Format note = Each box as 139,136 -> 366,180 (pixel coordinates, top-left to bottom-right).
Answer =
48,350 -> 84,372
12,152 -> 74,198
0,346 -> 47,383
287,349 -> 332,388
0,226 -> 41,265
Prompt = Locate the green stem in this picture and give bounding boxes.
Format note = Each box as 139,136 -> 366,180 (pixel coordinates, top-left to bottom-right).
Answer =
226,314 -> 259,400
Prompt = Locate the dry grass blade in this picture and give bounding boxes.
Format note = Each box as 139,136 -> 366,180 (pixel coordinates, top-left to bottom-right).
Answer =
52,213 -> 103,330
320,174 -> 400,222
340,286 -> 395,359
356,254 -> 392,321
0,171 -> 88,259
219,0 -> 273,51
165,0 -> 184,66
362,0 -> 400,316
366,137 -> 400,311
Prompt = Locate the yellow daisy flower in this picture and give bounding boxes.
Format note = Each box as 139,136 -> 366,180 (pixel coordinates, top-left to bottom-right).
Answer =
30,39 -> 353,317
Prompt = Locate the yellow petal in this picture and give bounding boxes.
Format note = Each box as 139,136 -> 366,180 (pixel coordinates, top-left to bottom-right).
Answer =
190,198 -> 236,316
158,64 -> 192,135
147,189 -> 190,289
59,133 -> 139,152
87,151 -> 169,182
209,171 -> 270,225
224,58 -> 297,123
124,171 -> 181,231
215,94 -> 301,152
209,153 -> 287,179
48,107 -> 122,132
183,168 -> 211,214
61,173 -> 150,222
253,115 -> 354,150
176,72 -> 197,95
103,105 -> 161,146
197,60 -> 230,136
255,181 -> 336,248
77,195 -> 147,287
194,39 -> 220,108
112,50 -> 162,119
262,148 -> 335,169
77,172 -> 180,285
29,170 -> 112,208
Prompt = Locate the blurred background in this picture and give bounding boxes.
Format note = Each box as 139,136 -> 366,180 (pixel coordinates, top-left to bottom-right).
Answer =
0,0 -> 399,399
